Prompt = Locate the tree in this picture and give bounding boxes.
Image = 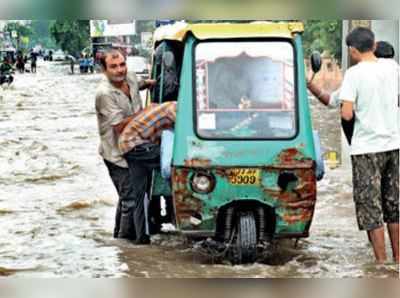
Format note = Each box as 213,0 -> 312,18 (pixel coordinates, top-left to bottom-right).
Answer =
302,20 -> 342,62
49,20 -> 90,56
3,21 -> 33,51
29,20 -> 57,49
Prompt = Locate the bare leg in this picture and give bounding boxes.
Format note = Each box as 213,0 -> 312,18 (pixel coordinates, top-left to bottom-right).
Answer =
367,226 -> 387,264
387,223 -> 399,263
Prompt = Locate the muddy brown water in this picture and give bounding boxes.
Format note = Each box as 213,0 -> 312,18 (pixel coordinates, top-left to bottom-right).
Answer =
0,61 -> 398,277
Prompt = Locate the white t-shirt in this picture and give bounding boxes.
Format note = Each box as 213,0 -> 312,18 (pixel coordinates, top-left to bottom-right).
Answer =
339,58 -> 400,155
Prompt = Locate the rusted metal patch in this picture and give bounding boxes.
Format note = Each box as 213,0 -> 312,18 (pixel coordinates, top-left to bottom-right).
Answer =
278,148 -> 304,163
262,148 -> 317,229
265,148 -> 314,170
171,168 -> 204,228
282,210 -> 314,225
183,158 -> 211,168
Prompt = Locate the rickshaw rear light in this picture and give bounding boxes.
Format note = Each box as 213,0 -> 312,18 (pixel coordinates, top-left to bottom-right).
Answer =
191,172 -> 216,194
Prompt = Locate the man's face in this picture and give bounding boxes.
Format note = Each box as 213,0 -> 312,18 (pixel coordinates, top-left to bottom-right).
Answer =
104,52 -> 127,83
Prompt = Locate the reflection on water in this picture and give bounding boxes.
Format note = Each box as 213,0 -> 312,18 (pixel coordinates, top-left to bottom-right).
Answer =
0,61 -> 398,277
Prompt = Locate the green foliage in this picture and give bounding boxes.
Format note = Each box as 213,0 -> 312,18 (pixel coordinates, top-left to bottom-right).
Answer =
49,20 -> 90,56
135,20 -> 155,34
302,20 -> 342,62
3,21 -> 33,50
4,21 -> 32,38
29,20 -> 56,49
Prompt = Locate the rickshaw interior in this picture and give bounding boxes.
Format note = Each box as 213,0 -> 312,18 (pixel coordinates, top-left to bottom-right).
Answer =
194,40 -> 296,140
151,40 -> 184,103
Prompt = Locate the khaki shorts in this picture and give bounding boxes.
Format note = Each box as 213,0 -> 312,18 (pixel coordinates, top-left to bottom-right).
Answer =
351,149 -> 399,231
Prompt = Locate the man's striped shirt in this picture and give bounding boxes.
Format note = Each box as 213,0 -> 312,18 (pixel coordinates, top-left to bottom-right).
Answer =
118,101 -> 176,154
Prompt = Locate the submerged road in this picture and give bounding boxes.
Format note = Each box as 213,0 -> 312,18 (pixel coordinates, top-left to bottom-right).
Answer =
0,60 -> 398,277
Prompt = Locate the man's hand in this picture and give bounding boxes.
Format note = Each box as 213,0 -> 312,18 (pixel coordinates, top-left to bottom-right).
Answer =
341,101 -> 354,121
139,79 -> 157,91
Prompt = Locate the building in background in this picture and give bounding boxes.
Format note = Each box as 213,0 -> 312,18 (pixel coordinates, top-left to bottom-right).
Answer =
0,20 -> 6,31
90,20 -> 136,63
0,21 -> 16,61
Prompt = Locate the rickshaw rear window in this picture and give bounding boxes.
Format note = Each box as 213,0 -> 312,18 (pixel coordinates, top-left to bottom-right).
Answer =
195,41 -> 297,139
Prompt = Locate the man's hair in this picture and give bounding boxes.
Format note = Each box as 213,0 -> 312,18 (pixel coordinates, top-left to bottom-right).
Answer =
345,27 -> 375,53
375,41 -> 395,58
99,48 -> 125,70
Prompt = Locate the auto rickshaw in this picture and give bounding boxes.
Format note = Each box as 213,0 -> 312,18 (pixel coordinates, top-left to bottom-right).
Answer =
147,21 -> 323,264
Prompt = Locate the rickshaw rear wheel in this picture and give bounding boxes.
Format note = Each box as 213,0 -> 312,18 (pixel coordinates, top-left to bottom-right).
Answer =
233,212 -> 257,264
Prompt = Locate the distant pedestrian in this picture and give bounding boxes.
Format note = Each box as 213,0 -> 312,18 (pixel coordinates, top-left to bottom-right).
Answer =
88,55 -> 94,73
79,55 -> 88,74
67,54 -> 76,74
30,52 -> 38,73
16,52 -> 25,73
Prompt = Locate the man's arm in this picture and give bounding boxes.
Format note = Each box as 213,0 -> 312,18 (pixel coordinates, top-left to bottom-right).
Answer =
338,69 -> 357,120
138,79 -> 157,91
307,80 -> 330,106
96,92 -> 134,136
341,101 -> 354,121
113,116 -> 135,135
112,107 -> 145,135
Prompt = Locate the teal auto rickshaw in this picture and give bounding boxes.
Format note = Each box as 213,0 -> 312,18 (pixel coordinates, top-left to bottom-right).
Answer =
147,22 -> 323,264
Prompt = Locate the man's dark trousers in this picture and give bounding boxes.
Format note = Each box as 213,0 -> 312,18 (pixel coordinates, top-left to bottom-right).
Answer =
103,159 -> 137,240
124,143 -> 160,243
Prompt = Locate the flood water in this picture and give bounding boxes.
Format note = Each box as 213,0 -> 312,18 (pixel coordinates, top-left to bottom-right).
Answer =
0,61 -> 398,277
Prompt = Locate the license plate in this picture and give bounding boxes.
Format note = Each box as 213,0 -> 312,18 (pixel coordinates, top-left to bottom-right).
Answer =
227,168 -> 261,185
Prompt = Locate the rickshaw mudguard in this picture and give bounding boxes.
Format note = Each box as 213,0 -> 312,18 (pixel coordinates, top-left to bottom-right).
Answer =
163,33 -> 318,237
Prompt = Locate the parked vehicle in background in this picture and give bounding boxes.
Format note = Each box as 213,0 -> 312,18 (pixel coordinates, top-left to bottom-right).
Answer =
52,50 -> 66,61
126,56 -> 149,78
43,49 -> 54,61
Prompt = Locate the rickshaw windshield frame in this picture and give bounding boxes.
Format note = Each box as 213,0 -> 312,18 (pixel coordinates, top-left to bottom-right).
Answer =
192,37 -> 299,141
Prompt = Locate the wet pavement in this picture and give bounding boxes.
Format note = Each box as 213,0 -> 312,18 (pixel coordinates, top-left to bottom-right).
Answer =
0,61 -> 398,277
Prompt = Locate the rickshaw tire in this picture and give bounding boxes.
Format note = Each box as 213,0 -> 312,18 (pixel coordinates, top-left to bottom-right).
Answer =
235,212 -> 257,264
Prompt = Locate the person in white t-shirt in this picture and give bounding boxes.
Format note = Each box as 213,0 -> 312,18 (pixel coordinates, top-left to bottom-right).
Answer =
340,27 -> 399,264
307,41 -> 399,146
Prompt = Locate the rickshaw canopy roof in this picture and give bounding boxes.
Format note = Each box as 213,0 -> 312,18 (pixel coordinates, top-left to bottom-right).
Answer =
153,21 -> 304,43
